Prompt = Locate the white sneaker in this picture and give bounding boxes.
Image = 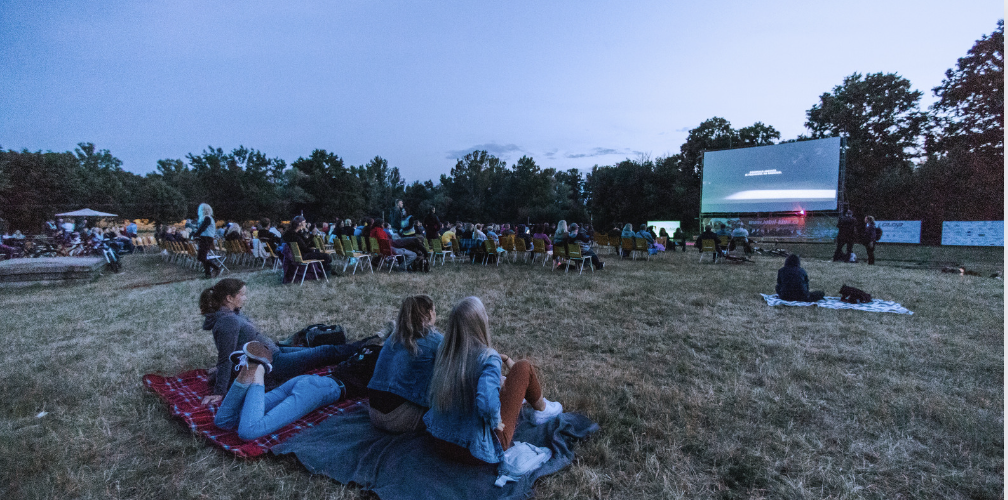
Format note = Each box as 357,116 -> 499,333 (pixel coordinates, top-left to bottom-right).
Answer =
532,399 -> 563,425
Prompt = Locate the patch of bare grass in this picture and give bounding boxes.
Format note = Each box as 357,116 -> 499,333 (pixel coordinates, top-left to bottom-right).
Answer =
0,249 -> 1002,499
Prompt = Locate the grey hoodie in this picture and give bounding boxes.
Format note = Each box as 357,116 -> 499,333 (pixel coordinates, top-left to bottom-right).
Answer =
203,308 -> 280,396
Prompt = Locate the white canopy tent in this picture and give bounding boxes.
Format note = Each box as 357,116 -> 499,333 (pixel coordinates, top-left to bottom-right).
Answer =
55,208 -> 118,217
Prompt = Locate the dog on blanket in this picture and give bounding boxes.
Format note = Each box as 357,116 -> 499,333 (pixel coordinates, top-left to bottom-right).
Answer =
839,284 -> 872,304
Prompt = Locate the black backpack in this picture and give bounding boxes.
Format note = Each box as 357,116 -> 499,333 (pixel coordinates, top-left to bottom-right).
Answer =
278,323 -> 347,348
329,344 -> 382,399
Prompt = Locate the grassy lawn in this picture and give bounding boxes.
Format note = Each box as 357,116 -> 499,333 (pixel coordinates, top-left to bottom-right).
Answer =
0,245 -> 1002,499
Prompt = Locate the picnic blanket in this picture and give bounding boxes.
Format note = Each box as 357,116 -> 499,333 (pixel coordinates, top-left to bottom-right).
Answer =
761,293 -> 914,315
143,367 -> 355,458
272,402 -> 599,500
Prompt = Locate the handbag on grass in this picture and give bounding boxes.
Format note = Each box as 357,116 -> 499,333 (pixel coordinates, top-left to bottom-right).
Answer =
278,323 -> 348,348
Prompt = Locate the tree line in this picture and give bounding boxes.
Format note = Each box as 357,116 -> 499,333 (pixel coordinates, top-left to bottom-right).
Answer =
0,21 -> 1001,244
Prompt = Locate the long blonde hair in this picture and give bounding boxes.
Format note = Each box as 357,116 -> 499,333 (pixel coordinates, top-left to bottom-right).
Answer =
197,203 -> 213,221
554,220 -> 568,238
428,297 -> 492,413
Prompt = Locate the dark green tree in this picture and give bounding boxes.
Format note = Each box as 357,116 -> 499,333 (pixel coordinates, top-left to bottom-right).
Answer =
805,72 -> 927,215
924,20 -> 1003,224
290,150 -> 364,222
441,150 -> 508,221
351,156 -> 405,220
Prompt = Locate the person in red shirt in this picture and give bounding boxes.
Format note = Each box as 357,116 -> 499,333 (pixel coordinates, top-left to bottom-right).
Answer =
371,219 -> 418,271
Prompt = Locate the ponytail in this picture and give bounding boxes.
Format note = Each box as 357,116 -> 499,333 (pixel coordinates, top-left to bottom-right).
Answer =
199,278 -> 246,314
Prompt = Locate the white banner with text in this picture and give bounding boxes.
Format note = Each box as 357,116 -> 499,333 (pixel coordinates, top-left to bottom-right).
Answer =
941,221 -> 1004,246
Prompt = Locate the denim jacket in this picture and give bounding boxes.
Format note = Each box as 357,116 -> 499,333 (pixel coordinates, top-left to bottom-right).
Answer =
424,348 -> 504,463
367,329 -> 444,407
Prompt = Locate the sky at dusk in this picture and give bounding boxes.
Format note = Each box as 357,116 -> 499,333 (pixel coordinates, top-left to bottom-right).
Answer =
0,1 -> 1002,182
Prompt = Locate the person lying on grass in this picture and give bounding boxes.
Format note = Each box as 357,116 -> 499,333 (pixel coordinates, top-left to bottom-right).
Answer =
199,278 -> 376,406
776,254 -> 825,302
424,296 -> 563,465
214,341 -> 346,440
367,294 -> 443,433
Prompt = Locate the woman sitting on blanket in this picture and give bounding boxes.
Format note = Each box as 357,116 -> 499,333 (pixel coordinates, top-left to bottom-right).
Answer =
776,254 -> 825,302
424,296 -> 563,465
367,294 -> 444,433
199,278 -> 374,406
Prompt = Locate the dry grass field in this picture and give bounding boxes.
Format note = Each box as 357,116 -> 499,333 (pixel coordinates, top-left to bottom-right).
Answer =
0,244 -> 1002,499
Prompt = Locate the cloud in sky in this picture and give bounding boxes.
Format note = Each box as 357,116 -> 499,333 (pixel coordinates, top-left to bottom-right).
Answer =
674,126 -> 691,132
565,147 -> 628,159
445,143 -> 522,160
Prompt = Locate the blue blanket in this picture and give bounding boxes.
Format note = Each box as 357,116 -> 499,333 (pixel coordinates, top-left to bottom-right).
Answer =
272,400 -> 599,500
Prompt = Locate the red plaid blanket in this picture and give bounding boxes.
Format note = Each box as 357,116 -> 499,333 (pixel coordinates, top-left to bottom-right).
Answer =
143,367 -> 363,458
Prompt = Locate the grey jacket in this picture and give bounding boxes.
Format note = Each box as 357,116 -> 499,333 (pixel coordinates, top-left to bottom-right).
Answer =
203,308 -> 280,395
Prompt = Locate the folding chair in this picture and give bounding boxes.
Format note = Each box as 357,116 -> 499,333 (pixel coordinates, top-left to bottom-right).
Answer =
289,242 -> 327,284
699,239 -> 718,263
376,239 -> 405,272
552,242 -> 568,271
566,243 -> 593,275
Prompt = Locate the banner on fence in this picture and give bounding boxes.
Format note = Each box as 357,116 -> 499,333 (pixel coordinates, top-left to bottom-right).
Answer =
941,221 -> 1004,246
876,221 -> 921,244
702,216 -> 838,242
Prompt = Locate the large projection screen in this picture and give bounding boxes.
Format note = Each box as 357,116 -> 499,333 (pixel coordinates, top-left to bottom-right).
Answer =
701,137 -> 842,213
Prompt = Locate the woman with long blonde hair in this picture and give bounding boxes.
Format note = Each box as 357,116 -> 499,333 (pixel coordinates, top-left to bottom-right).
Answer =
424,297 -> 562,464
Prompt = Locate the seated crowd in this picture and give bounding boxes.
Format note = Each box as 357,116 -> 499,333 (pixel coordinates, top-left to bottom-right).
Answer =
158,199 -> 699,275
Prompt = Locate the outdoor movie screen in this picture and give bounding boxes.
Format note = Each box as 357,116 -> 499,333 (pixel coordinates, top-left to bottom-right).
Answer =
700,136 -> 842,213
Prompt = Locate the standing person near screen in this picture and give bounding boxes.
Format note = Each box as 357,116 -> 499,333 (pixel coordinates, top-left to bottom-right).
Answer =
833,209 -> 857,261
861,216 -> 881,265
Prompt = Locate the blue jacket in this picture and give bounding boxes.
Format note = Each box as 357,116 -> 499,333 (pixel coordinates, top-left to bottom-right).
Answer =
367,329 -> 444,407
424,348 -> 504,463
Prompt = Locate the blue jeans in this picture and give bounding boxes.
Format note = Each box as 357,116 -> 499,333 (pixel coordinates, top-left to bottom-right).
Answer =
267,341 -> 369,387
214,375 -> 344,441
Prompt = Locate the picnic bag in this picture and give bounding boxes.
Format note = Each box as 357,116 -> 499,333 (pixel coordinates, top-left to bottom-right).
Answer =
278,323 -> 348,348
328,344 -> 382,399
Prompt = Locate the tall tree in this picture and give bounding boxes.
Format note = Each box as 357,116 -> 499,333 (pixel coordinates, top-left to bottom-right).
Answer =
351,156 -> 405,219
290,150 -> 364,221
805,72 -> 927,215
441,150 -> 507,221
924,20 -> 1003,223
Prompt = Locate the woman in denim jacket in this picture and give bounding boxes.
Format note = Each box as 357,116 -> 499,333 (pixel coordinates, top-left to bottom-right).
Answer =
424,297 -> 562,464
368,295 -> 443,432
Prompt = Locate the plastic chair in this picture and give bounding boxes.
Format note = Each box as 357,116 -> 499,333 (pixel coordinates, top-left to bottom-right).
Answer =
566,243 -> 593,275
341,235 -> 372,273
634,238 -> 650,261
429,238 -> 447,265
289,242 -> 328,284
699,239 -> 718,263
376,238 -> 405,272
552,242 -> 568,271
620,237 -> 634,260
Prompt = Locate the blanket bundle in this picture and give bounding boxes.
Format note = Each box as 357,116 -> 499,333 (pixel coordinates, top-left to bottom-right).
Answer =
760,293 -> 914,315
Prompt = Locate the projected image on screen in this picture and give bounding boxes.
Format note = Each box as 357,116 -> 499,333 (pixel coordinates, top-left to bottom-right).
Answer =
701,137 -> 842,213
